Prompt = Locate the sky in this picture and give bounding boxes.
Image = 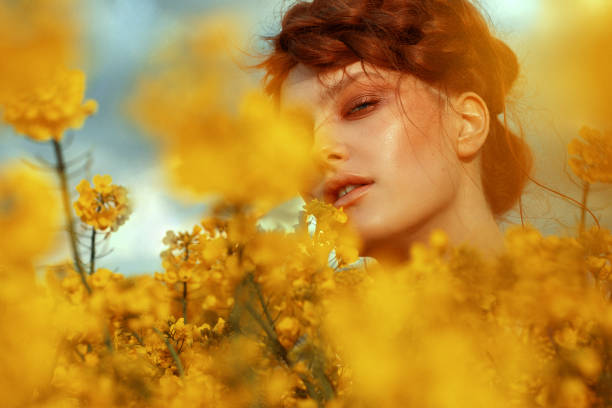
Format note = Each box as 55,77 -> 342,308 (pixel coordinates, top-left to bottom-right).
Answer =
1,0 -> 610,275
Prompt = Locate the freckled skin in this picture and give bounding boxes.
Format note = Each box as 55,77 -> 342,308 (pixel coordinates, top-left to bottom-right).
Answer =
280,61 -> 503,264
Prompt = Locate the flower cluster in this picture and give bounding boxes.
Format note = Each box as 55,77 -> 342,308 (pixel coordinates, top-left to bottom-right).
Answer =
2,6 -> 612,408
73,174 -> 132,232
0,0 -> 78,105
0,1 -> 97,143
6,177 -> 612,407
1,68 -> 98,141
0,162 -> 60,269
568,126 -> 612,184
128,21 -> 316,214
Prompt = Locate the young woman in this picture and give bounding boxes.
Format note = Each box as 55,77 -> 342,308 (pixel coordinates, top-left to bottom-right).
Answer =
256,0 -> 533,264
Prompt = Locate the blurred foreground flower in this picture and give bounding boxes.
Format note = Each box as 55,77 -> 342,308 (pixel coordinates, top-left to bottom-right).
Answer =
4,4 -> 612,407
161,89 -> 316,213
0,0 -> 79,100
129,17 -> 317,214
0,162 -> 63,406
0,162 -> 60,270
0,1 -> 92,142
1,68 -> 98,141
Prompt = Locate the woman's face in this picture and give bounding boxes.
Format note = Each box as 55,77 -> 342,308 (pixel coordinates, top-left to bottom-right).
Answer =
280,61 -> 463,254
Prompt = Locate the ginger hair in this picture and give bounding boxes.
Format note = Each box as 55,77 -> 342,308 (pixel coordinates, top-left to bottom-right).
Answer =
254,0 -> 533,218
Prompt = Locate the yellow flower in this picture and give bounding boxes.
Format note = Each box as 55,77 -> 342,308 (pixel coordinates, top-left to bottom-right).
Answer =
303,199 -> 348,229
128,22 -> 316,212
177,265 -> 194,282
0,274 -> 64,407
159,225 -> 204,286
73,174 -> 131,232
0,0 -> 78,106
169,317 -> 194,346
302,198 -> 361,268
335,243 -> 360,266
276,316 -> 300,349
429,229 -> 449,252
568,126 -> 612,184
1,67 -> 98,141
573,347 -> 602,380
559,378 -> 591,408
201,237 -> 228,264
202,294 -> 218,310
5,9 -> 612,406
553,326 -> 578,349
213,317 -> 226,335
0,162 -> 60,268
90,268 -> 118,289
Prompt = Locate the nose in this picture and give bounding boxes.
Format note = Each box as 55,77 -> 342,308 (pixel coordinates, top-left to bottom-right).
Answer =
311,126 -> 349,172
301,127 -> 349,202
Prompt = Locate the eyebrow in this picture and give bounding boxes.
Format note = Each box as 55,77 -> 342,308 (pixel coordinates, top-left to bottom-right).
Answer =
318,71 -> 386,103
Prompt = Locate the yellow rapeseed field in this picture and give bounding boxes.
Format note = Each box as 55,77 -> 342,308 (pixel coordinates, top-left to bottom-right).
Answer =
1,1 -> 611,407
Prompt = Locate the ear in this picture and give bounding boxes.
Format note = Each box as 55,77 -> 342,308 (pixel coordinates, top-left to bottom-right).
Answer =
451,92 -> 490,160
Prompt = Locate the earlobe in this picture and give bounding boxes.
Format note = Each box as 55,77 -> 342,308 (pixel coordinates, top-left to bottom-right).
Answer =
454,92 -> 490,160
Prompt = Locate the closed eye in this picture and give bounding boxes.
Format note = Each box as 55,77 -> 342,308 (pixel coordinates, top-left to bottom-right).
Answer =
351,102 -> 374,113
344,96 -> 380,118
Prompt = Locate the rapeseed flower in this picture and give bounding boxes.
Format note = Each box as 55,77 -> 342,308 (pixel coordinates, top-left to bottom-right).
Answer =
5,189 -> 612,408
568,126 -> 612,184
0,0 -> 79,104
3,6 -> 612,406
90,267 -> 122,289
129,22 -> 316,213
2,67 -> 98,141
0,162 -> 60,269
73,174 -> 131,232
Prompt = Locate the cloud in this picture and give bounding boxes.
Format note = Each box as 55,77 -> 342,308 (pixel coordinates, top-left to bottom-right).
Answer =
101,166 -> 209,275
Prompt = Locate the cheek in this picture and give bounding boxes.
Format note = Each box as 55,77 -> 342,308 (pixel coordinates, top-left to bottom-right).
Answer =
345,118 -> 459,244
377,116 -> 455,192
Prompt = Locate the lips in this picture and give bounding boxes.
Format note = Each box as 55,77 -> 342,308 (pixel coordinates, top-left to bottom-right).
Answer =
322,173 -> 375,208
333,183 -> 373,208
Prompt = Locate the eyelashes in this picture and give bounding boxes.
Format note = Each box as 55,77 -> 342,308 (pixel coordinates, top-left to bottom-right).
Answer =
342,95 -> 381,119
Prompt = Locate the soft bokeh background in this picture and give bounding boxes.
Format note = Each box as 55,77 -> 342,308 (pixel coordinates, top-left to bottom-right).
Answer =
1,0 -> 610,275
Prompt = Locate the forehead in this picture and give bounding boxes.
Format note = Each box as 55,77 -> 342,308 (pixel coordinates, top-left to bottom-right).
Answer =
280,61 -> 393,109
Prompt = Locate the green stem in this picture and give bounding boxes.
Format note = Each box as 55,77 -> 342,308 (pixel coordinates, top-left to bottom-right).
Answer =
182,246 -> 189,324
104,326 -> 114,352
247,272 -> 276,330
245,303 -> 332,406
232,272 -> 334,406
153,327 -> 184,377
89,228 -> 96,275
243,284 -> 335,406
52,139 -> 91,294
244,303 -> 288,364
579,181 -> 590,234
182,282 -> 188,324
130,330 -> 144,346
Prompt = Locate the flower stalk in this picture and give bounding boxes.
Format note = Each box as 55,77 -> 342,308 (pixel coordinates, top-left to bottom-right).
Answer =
182,282 -> 188,324
52,139 -> 91,294
89,228 -> 96,275
153,327 -> 184,377
183,247 -> 189,324
579,181 -> 590,233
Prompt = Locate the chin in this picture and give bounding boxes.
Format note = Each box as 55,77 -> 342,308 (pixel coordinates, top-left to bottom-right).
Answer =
349,219 -> 392,250
351,214 -> 423,257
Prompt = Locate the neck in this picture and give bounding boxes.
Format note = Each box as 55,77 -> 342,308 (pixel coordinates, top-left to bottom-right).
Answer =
361,175 -> 505,268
